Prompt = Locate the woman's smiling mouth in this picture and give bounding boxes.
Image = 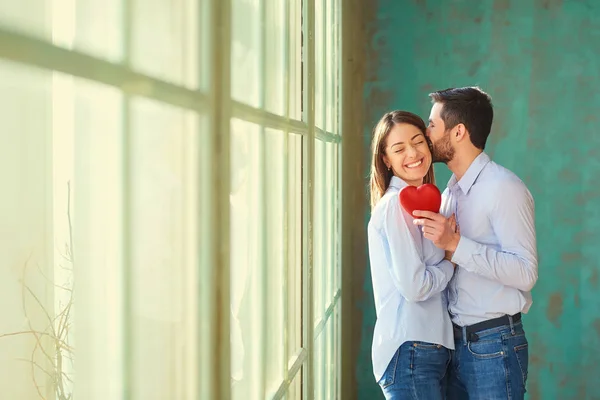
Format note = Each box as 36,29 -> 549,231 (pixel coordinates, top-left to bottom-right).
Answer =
405,159 -> 423,169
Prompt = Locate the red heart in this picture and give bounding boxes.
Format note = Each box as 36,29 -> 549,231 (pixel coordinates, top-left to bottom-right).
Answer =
399,183 -> 442,217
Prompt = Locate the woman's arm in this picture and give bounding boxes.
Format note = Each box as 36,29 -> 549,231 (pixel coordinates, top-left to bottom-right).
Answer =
382,196 -> 454,302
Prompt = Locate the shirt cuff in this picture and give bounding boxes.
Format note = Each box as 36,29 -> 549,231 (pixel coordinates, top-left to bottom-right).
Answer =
439,259 -> 455,282
451,236 -> 480,270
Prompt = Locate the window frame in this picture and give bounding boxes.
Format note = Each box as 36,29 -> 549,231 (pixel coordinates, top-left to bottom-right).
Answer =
0,0 -> 343,398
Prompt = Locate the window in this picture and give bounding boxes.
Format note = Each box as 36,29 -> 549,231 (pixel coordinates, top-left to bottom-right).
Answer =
0,0 -> 342,399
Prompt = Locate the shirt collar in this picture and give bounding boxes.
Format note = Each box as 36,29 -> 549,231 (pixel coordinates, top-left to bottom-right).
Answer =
448,152 -> 491,194
389,175 -> 409,191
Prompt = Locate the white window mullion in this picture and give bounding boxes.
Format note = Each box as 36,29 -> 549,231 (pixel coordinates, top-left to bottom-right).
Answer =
0,28 -> 209,112
256,0 -> 268,397
231,100 -> 309,136
286,3 -> 304,399
282,0 -> 291,390
315,126 -> 341,143
121,0 -> 133,395
302,0 -> 316,399
201,0 -> 232,399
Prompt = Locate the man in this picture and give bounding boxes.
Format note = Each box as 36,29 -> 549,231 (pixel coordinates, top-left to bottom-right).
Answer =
412,86 -> 538,399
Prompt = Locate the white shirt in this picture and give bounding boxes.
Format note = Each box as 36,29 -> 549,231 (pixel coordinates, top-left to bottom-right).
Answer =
441,152 -> 538,326
367,176 -> 455,382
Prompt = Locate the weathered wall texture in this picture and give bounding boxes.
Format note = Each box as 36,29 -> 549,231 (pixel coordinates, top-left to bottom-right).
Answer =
359,1 -> 600,398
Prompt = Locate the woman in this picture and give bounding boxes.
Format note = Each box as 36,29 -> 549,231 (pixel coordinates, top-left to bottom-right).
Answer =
368,110 -> 455,399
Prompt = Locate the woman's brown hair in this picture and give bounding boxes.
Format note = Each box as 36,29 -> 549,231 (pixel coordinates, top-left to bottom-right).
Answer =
369,110 -> 435,209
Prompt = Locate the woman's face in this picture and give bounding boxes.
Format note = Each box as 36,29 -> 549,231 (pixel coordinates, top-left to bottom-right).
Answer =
383,123 -> 432,186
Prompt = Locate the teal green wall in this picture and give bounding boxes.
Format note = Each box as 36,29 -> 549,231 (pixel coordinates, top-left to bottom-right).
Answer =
360,1 -> 600,398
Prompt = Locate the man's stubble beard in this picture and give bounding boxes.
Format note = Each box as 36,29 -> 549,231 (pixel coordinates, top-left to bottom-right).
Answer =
431,131 -> 455,164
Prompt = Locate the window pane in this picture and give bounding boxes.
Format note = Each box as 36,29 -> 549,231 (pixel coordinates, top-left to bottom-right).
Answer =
129,98 -> 199,400
326,319 -> 335,398
230,118 -> 261,398
197,111 -> 211,399
231,0 -> 260,107
289,0 -> 302,121
287,133 -> 303,366
333,144 -> 341,296
0,59 -> 52,400
314,0 -> 324,128
74,0 -> 123,62
325,0 -> 333,132
131,0 -> 199,88
332,0 -> 340,134
313,139 -> 325,326
0,0 -> 51,41
313,328 -> 326,399
265,0 -> 285,116
265,128 -> 286,395
287,365 -> 302,400
265,129 -> 287,394
326,142 -> 334,302
68,77 -> 124,400
333,307 -> 341,398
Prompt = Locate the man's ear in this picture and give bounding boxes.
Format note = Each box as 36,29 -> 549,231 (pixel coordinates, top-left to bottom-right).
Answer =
453,123 -> 468,143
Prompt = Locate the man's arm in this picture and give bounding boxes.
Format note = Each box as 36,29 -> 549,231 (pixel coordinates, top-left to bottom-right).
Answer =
414,180 -> 538,292
451,181 -> 538,291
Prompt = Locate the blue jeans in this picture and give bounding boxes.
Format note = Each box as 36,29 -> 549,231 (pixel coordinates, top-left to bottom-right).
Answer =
378,341 -> 450,400
446,320 -> 529,400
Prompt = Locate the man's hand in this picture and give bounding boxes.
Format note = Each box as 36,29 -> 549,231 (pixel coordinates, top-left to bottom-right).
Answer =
413,210 -> 460,252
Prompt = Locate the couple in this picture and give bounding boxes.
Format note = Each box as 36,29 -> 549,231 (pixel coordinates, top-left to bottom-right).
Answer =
367,86 -> 538,400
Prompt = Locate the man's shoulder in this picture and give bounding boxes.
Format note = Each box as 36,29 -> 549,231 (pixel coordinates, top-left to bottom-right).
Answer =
478,160 -> 531,192
466,160 -> 534,207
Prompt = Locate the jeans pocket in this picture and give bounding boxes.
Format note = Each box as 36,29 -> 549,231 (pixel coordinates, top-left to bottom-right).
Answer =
379,347 -> 401,389
412,341 -> 443,350
410,342 -> 449,373
514,342 -> 528,386
467,338 -> 504,359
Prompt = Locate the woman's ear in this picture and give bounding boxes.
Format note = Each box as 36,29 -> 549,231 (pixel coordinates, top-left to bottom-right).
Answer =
382,154 -> 390,169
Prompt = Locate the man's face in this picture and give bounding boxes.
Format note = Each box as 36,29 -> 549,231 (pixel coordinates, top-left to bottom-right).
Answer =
427,102 -> 455,164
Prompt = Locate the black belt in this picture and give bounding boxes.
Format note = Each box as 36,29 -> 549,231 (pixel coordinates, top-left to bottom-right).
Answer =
453,313 -> 521,342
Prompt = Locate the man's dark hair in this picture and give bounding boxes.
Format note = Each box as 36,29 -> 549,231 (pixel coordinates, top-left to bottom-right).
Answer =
429,87 -> 493,150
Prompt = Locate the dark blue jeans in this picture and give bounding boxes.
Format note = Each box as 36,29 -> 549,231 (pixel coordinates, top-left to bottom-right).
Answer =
378,341 -> 450,400
446,320 -> 529,400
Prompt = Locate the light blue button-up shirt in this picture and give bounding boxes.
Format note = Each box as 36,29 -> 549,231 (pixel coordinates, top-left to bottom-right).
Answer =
367,176 -> 455,382
441,152 -> 538,327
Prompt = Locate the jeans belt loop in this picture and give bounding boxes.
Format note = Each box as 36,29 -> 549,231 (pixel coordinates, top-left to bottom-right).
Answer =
508,314 -> 515,335
468,331 -> 479,342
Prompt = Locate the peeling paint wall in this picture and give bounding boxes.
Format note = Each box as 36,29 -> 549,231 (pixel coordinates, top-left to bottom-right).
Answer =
359,1 -> 600,398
